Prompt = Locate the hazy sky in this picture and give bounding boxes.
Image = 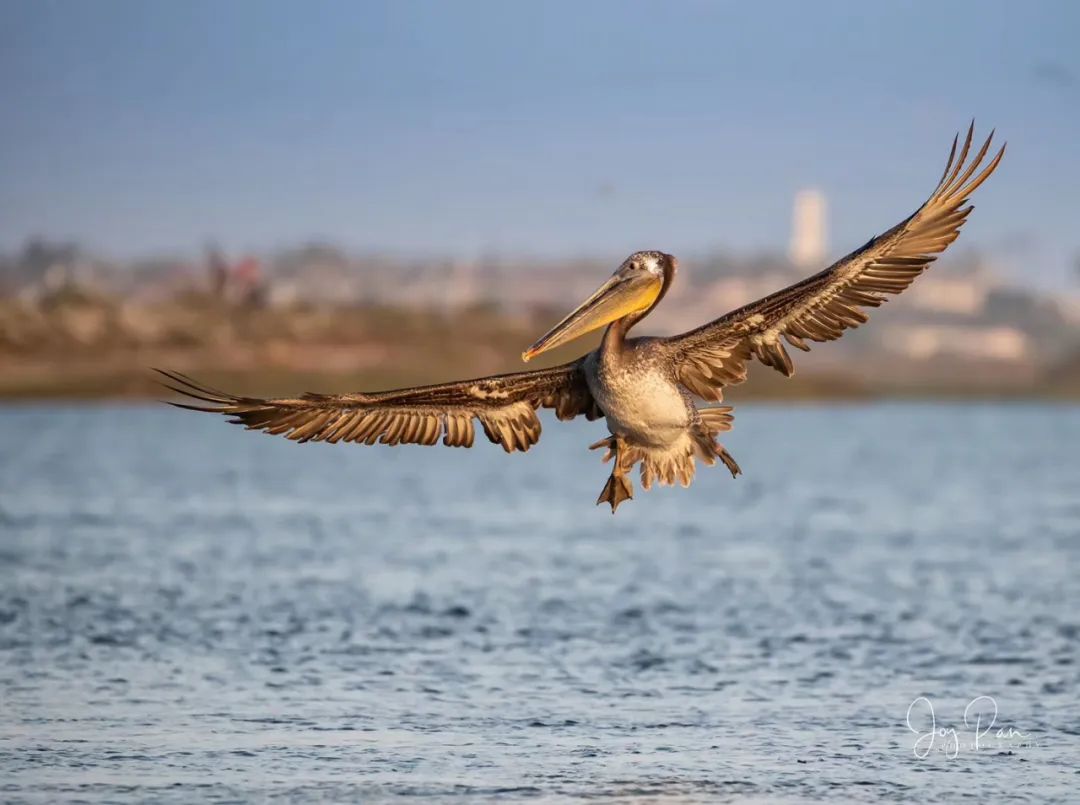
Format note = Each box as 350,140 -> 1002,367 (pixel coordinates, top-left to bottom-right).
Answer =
2,0 -> 1078,286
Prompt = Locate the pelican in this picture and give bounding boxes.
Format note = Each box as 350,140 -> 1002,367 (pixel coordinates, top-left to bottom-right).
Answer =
161,125 -> 1004,512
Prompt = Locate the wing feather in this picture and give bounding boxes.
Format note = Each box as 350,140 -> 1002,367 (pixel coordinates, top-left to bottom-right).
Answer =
663,124 -> 1005,401
157,360 -> 600,453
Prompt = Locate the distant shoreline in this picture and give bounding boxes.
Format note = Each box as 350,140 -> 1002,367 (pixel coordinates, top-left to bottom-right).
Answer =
2,365 -> 1075,404
3,296 -> 1077,403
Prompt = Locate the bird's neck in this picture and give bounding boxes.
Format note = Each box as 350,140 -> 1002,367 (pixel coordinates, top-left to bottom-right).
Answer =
601,314 -> 639,358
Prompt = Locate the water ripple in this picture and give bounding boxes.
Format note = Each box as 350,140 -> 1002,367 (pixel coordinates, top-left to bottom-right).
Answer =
1,403 -> 1078,802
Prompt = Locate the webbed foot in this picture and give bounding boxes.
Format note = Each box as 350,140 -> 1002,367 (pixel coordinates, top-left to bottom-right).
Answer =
718,445 -> 742,478
596,471 -> 634,513
588,435 -> 616,462
591,435 -> 634,513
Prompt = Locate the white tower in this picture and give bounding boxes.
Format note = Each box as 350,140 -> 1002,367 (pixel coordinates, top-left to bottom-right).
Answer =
789,189 -> 828,269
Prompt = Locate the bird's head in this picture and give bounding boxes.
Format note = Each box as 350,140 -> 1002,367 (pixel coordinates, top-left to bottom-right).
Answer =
522,251 -> 676,361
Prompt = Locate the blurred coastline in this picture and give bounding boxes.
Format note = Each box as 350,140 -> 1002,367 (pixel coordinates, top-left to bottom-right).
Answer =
2,237 -> 1079,401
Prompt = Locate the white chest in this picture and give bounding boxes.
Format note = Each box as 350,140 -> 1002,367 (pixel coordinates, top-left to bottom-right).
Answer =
586,351 -> 690,443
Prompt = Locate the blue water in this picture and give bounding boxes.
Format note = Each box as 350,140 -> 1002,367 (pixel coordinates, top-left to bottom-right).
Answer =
1,402 -> 1078,802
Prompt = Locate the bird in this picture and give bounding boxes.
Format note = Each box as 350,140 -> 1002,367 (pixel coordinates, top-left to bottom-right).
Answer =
160,124 -> 1004,513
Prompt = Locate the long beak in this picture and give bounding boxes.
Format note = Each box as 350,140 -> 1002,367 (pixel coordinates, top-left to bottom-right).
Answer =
522,273 -> 661,362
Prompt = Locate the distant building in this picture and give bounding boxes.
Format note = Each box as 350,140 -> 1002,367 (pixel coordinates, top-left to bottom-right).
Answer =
887,324 -> 1029,362
444,259 -> 480,310
1056,292 -> 1080,325
789,189 -> 827,268
903,258 -> 997,315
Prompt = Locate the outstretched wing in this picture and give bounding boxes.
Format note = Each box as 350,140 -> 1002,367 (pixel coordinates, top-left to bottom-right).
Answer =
663,124 -> 1005,402
157,361 -> 601,452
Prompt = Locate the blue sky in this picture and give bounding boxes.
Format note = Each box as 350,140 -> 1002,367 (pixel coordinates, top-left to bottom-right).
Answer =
2,0 -> 1078,286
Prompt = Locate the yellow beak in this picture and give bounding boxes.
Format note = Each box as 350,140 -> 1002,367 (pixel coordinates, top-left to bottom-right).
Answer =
521,272 -> 662,362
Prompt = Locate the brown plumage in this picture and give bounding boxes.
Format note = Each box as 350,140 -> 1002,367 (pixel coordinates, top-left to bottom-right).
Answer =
161,124 -> 1004,512
158,363 -> 602,452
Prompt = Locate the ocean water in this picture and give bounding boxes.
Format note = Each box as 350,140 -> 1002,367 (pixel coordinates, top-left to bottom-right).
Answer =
1,402 -> 1078,803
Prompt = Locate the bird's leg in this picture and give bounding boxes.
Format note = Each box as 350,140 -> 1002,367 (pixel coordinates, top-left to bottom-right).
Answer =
716,444 -> 741,478
590,435 -> 634,513
695,408 -> 742,479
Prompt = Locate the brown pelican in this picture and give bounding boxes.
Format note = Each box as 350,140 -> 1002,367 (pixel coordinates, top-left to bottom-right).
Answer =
160,125 -> 1004,512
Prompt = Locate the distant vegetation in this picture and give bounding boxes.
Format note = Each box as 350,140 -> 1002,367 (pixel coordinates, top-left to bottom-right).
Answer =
1,238 -> 1078,401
